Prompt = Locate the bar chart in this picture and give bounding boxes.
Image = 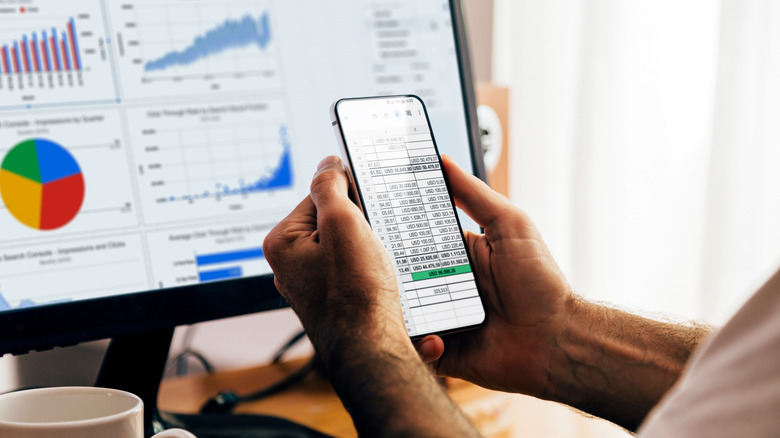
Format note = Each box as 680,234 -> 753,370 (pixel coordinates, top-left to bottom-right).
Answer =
0,1 -> 115,109
196,247 -> 264,283
145,222 -> 273,289
0,18 -> 82,77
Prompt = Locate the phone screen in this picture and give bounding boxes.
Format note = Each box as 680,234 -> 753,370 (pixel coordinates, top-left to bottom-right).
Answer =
333,96 -> 485,337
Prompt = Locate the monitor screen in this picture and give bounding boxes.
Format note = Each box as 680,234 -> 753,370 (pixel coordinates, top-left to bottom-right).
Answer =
0,0 -> 482,353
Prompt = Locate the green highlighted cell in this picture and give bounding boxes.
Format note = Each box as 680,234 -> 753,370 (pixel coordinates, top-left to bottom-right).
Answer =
411,264 -> 472,281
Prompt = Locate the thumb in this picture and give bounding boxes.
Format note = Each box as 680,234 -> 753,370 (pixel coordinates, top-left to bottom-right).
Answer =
309,155 -> 350,209
309,155 -> 368,240
441,154 -> 512,229
415,335 -> 445,363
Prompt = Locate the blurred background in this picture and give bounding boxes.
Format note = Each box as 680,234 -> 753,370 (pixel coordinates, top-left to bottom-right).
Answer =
487,0 -> 780,328
2,1 -> 779,436
469,1 -> 780,434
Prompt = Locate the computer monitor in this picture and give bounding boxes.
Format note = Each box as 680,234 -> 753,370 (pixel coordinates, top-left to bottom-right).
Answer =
0,0 -> 482,381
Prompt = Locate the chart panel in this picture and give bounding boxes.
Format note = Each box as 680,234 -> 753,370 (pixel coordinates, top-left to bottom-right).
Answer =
0,234 -> 148,310
0,109 -> 137,242
145,220 -> 273,289
0,0 -> 116,109
125,98 -> 298,224
107,0 -> 282,100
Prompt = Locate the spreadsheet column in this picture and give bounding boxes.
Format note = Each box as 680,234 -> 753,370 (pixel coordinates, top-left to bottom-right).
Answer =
407,128 -> 482,328
352,129 -> 418,334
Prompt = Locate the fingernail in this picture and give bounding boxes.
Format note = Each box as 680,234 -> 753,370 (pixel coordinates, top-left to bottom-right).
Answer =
316,156 -> 341,174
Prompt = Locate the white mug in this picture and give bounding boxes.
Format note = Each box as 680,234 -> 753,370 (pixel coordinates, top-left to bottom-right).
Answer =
0,386 -> 196,438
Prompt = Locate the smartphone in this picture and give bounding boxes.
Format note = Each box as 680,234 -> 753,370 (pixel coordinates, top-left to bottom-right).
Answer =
331,95 -> 486,338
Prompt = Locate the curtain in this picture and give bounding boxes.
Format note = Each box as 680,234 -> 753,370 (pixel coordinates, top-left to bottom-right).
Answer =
493,0 -> 780,325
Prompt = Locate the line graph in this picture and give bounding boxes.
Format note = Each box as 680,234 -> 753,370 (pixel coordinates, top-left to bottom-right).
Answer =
144,12 -> 271,72
108,1 -> 281,99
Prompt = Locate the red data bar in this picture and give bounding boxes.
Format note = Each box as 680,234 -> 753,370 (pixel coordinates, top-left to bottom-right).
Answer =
67,20 -> 79,70
50,36 -> 59,71
1,47 -> 9,75
41,41 -> 49,72
31,39 -> 40,72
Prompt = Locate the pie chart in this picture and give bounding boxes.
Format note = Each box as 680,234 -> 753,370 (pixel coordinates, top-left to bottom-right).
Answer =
0,139 -> 85,231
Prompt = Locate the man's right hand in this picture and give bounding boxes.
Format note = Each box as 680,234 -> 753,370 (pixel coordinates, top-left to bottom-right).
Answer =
418,155 -> 576,399
422,156 -> 712,431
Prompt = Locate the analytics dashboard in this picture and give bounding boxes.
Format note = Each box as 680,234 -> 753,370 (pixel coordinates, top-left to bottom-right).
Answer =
0,0 -> 476,312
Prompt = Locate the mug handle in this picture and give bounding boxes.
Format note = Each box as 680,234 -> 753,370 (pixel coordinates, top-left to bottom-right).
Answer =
152,428 -> 197,438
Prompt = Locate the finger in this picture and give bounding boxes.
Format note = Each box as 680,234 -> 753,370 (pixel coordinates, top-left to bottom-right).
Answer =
278,194 -> 318,232
415,335 -> 444,363
309,156 -> 368,239
309,156 -> 353,212
462,230 -> 484,272
263,195 -> 317,252
441,154 -> 514,229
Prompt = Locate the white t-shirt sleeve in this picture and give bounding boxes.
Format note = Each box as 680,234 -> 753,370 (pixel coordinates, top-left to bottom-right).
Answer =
638,268 -> 780,438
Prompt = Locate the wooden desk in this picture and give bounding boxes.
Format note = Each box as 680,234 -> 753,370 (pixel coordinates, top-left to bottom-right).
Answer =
158,357 -> 517,437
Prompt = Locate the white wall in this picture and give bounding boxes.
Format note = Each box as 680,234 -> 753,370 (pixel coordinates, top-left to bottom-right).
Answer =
493,0 -> 780,325
168,309 -> 311,373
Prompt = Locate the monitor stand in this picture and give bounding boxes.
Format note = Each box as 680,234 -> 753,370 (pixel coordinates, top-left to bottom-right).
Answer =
94,328 -> 332,438
96,328 -> 174,438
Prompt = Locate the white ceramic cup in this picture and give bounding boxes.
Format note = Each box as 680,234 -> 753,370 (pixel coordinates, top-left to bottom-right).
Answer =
0,386 -> 196,438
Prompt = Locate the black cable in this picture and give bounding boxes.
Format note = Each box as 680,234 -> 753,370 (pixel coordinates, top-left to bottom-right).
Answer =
166,349 -> 215,377
199,329 -> 311,415
272,330 -> 307,364
176,327 -> 201,376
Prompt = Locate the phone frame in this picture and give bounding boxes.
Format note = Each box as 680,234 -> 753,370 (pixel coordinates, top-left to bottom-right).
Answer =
331,94 -> 486,340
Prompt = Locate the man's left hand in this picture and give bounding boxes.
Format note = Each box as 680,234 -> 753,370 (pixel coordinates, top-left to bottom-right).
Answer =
263,155 -> 411,365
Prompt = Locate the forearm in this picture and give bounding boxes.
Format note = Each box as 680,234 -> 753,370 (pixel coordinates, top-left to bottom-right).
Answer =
548,297 -> 713,431
323,334 -> 481,438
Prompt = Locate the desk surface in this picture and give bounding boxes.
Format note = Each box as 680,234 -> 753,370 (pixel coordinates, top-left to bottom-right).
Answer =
158,357 -> 514,437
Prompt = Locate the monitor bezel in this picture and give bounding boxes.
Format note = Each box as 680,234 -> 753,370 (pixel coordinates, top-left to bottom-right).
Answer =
0,0 -> 485,356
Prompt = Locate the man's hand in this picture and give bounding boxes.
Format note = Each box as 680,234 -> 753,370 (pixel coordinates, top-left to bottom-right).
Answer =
263,156 -> 481,437
263,156 -> 409,363
419,156 -> 712,431
417,154 -> 575,398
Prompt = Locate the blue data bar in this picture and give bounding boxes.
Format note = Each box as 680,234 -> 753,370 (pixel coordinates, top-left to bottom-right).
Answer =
0,293 -> 10,311
199,266 -> 243,283
196,247 -> 264,266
